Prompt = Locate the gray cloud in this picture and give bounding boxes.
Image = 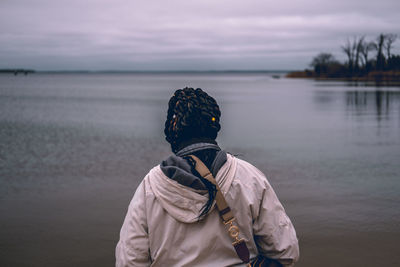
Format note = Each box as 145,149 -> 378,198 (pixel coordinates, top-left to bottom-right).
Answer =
1,0 -> 399,70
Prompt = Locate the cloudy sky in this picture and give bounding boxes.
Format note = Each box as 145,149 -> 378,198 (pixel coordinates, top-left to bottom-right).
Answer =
1,0 -> 399,71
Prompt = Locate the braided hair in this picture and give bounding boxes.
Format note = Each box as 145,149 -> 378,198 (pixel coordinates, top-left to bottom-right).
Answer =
164,87 -> 221,153
164,87 -> 221,219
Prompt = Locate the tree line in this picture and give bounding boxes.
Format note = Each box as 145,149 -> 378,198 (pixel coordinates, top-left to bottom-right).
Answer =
310,33 -> 399,78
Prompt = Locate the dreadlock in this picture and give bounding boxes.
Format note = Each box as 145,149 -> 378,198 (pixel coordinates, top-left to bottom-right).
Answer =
164,87 -> 221,218
184,155 -> 217,219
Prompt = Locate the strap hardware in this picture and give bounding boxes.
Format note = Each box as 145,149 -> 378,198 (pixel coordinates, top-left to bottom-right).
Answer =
224,218 -> 241,242
188,155 -> 250,264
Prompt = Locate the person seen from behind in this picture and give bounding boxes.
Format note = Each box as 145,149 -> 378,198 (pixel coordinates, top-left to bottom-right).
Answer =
116,87 -> 299,266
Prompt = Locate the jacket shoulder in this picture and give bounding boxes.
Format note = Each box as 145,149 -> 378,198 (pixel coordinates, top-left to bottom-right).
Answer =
234,157 -> 269,185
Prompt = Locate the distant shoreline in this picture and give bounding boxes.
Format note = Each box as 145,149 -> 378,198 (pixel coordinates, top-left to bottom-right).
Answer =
0,69 -> 290,74
0,69 -> 35,75
286,70 -> 400,86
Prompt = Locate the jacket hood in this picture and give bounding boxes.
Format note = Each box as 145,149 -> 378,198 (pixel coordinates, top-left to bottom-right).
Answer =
147,154 -> 237,223
159,154 -> 207,190
159,149 -> 227,190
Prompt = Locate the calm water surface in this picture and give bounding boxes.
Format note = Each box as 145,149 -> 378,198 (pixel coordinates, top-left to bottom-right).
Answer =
1,73 -> 399,266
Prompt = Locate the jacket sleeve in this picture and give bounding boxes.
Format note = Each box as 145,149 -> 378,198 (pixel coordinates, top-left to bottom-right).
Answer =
116,180 -> 151,267
252,178 -> 300,267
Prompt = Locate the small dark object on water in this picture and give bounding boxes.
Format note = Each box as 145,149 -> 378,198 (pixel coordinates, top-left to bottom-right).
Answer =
272,75 -> 280,79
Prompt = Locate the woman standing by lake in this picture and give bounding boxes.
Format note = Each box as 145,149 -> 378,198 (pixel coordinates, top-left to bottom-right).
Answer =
116,87 -> 299,266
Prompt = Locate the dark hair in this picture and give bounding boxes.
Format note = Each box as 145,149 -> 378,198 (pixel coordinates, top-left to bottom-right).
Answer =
164,87 -> 221,153
164,87 -> 221,219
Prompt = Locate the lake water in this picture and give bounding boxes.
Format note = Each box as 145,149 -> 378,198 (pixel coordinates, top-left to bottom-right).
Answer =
1,73 -> 399,266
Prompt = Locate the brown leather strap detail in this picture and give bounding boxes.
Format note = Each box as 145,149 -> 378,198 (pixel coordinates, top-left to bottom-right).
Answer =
233,239 -> 250,263
188,155 -> 250,264
219,207 -> 231,216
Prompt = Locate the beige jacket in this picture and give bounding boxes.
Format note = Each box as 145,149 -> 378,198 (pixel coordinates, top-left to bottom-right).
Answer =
116,154 -> 299,266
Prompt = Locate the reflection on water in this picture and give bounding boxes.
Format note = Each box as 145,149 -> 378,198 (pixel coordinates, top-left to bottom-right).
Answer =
345,90 -> 400,121
314,88 -> 400,124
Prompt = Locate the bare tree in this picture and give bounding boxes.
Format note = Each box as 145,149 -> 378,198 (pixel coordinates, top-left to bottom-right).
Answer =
360,41 -> 377,72
354,36 -> 365,72
342,36 -> 364,73
384,34 -> 397,59
342,38 -> 356,72
361,41 -> 377,64
376,34 -> 387,70
310,53 -> 338,75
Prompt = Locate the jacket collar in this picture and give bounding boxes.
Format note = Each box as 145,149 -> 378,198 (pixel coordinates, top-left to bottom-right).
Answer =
176,142 -> 221,157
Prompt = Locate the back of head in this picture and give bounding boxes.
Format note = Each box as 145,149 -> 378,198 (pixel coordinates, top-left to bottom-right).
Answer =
164,87 -> 221,153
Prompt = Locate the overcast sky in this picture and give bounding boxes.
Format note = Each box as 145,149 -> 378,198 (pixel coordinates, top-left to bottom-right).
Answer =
1,0 -> 399,71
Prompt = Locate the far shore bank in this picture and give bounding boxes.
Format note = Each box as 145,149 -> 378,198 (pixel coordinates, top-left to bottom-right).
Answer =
286,70 -> 400,86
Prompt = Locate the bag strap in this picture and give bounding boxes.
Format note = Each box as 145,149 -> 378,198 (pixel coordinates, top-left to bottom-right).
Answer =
188,155 -> 251,266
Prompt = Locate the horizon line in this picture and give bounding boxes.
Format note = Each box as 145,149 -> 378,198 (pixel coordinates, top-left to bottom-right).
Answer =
0,68 -> 294,73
